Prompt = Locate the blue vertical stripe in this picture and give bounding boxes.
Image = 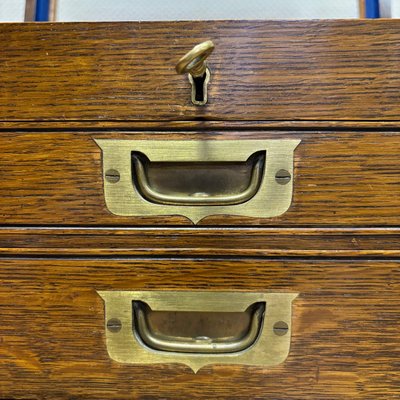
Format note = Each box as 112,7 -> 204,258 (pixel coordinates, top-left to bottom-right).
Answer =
365,0 -> 380,18
35,0 -> 50,21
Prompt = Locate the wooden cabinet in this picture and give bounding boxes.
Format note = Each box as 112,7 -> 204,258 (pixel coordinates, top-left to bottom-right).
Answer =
0,20 -> 399,399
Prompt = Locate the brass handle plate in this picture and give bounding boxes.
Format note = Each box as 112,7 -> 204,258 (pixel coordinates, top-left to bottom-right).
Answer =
95,139 -> 301,224
98,291 -> 298,373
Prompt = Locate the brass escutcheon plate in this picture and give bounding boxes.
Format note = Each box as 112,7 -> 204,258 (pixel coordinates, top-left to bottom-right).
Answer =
95,139 -> 301,224
98,291 -> 298,373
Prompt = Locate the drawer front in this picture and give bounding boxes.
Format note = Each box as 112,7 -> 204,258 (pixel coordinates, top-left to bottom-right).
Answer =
0,258 -> 399,399
1,131 -> 399,226
1,21 -> 400,122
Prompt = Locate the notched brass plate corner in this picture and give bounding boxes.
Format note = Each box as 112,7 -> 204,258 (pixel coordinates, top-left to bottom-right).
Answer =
95,139 -> 301,224
98,291 -> 298,373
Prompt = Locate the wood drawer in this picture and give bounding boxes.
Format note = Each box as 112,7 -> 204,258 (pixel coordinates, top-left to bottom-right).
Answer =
1,130 -> 399,226
0,258 -> 398,399
1,21 -> 400,122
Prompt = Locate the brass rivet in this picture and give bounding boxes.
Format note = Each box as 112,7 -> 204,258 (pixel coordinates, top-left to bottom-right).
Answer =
107,318 -> 122,333
275,169 -> 291,185
273,321 -> 289,336
105,169 -> 120,183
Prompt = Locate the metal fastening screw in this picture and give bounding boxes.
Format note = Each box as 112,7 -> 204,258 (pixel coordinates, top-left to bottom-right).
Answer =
105,169 -> 120,183
273,321 -> 289,336
107,318 -> 122,333
275,169 -> 291,185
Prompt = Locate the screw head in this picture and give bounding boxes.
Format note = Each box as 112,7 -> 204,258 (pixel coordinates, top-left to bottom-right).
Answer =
107,318 -> 122,333
105,169 -> 120,183
273,321 -> 289,336
275,169 -> 291,185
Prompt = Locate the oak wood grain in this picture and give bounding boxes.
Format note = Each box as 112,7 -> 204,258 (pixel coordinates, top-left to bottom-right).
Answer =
0,227 -> 400,257
1,21 -> 400,122
1,130 -> 399,226
1,120 -> 400,130
0,258 -> 398,399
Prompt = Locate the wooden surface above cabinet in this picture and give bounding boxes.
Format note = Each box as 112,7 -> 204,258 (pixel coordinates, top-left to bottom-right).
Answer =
1,20 -> 400,122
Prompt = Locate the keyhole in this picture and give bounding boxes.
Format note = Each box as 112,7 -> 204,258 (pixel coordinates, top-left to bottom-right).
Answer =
193,73 -> 206,102
189,68 -> 211,106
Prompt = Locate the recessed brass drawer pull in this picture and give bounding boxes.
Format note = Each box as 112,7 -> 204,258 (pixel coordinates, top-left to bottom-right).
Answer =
95,139 -> 301,224
133,301 -> 265,354
132,152 -> 264,206
98,291 -> 298,373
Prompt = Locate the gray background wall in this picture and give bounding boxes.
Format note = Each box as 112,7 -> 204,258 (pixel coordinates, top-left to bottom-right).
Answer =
1,1 -> 398,22
55,0 -> 359,21
0,0 -> 25,22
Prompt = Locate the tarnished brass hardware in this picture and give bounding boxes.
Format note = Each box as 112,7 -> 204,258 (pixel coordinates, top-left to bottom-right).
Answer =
132,152 -> 264,206
133,301 -> 264,354
273,321 -> 289,336
105,169 -> 120,184
98,291 -> 298,373
275,169 -> 291,185
188,68 -> 211,105
95,139 -> 301,224
176,40 -> 214,106
176,40 -> 214,77
107,318 -> 122,333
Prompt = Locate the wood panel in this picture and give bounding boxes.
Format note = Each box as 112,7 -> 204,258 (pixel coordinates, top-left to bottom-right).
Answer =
1,21 -> 400,121
1,130 -> 400,226
0,227 -> 400,257
1,120 -> 400,130
0,258 -> 398,399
